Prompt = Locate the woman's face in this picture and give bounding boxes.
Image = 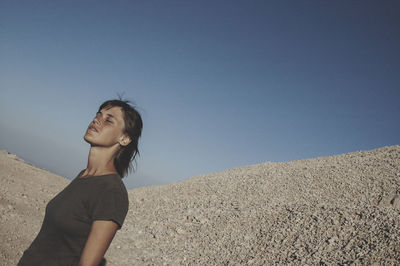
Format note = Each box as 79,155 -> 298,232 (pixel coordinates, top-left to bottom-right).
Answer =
84,106 -> 129,147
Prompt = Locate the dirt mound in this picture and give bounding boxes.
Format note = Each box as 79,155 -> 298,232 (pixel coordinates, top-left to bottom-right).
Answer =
1,146 -> 399,265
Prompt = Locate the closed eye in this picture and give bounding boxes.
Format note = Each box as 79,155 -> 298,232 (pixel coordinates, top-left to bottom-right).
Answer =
96,111 -> 115,124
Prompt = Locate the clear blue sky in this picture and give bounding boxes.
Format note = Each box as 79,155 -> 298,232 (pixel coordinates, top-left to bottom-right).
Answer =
1,0 -> 399,189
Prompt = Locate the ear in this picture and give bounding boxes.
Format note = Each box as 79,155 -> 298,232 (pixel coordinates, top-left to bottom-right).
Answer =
119,135 -> 132,147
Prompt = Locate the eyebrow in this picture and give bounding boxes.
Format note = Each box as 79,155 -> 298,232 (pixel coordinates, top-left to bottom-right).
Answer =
97,111 -> 117,120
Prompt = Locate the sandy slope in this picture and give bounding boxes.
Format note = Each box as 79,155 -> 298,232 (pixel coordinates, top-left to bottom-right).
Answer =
1,146 -> 399,265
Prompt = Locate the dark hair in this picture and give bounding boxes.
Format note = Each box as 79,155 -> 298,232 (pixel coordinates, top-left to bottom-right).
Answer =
98,99 -> 143,178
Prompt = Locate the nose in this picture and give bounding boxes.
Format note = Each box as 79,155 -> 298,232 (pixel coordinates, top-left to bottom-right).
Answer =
93,115 -> 102,125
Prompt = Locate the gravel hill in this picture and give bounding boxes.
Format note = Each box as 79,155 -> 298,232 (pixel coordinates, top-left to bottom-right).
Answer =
1,146 -> 399,265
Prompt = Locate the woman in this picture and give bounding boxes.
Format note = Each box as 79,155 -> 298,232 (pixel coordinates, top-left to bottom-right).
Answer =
18,99 -> 143,266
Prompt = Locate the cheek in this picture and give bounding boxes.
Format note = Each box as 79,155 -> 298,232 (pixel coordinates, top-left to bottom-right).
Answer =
101,128 -> 122,142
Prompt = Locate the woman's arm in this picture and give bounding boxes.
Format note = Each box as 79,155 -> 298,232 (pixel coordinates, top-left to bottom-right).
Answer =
79,220 -> 119,266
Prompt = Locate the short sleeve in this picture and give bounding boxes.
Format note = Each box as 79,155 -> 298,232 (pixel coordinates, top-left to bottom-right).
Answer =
90,187 -> 129,229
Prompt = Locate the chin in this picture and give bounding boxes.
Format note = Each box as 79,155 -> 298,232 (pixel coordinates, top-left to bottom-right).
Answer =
83,134 -> 93,144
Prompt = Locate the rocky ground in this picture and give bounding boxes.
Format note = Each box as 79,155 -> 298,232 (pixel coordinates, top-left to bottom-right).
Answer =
1,146 -> 399,265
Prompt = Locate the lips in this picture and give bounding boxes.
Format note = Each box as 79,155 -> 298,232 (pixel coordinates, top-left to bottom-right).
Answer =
88,125 -> 98,132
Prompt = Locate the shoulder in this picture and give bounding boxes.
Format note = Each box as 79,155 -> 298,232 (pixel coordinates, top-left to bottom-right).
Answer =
88,176 -> 129,228
86,174 -> 129,207
101,174 -> 128,201
88,174 -> 129,209
90,174 -> 127,192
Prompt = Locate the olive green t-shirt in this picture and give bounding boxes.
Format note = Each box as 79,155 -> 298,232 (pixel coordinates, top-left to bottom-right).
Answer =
18,172 -> 129,266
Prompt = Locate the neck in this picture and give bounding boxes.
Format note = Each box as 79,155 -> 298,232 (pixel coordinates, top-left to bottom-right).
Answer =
80,145 -> 119,177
